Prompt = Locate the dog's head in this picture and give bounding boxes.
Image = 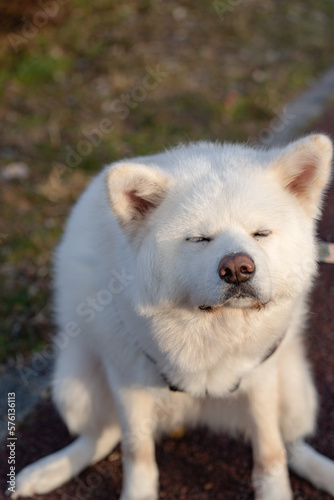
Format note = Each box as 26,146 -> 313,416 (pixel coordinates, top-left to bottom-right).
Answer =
106,135 -> 332,316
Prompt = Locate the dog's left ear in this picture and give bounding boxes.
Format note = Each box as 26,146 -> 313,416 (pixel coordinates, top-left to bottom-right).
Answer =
105,162 -> 171,238
273,134 -> 332,217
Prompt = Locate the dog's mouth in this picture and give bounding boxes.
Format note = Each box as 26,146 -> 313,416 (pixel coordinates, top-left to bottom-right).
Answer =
199,305 -> 214,311
199,285 -> 268,311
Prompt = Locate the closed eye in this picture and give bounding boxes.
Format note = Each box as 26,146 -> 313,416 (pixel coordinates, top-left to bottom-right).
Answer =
186,236 -> 212,243
252,230 -> 272,239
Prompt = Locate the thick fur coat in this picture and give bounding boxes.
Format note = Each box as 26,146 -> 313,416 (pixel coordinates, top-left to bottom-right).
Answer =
14,135 -> 334,500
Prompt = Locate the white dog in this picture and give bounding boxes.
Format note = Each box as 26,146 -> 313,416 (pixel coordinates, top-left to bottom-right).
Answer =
14,134 -> 334,500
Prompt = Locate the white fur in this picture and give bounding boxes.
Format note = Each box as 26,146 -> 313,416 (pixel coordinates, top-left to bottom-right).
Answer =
14,135 -> 334,500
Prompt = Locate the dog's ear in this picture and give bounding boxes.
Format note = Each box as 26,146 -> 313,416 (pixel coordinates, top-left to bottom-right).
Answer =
105,162 -> 170,236
273,134 -> 332,217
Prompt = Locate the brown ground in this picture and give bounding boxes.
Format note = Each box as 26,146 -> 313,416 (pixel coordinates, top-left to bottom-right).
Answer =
2,0 -> 334,367
0,115 -> 334,499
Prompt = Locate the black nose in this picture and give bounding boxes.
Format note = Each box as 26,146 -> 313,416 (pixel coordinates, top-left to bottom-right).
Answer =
218,253 -> 255,284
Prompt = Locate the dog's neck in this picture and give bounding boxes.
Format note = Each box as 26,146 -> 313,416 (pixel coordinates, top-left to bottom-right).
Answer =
141,335 -> 284,394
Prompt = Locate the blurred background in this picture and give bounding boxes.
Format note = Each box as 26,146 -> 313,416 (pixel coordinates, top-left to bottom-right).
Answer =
1,0 -> 334,366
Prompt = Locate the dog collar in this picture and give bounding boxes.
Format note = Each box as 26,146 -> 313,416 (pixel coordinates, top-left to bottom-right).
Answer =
142,349 -> 184,392
142,334 -> 283,394
229,336 -> 283,394
260,336 -> 283,364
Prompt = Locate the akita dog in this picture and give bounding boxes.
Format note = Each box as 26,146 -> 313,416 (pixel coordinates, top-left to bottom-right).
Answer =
14,134 -> 334,500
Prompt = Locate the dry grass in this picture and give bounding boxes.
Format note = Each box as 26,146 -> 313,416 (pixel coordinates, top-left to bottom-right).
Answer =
1,0 -> 334,364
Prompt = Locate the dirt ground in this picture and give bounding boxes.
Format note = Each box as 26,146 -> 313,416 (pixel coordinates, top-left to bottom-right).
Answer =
2,0 -> 334,366
0,111 -> 334,499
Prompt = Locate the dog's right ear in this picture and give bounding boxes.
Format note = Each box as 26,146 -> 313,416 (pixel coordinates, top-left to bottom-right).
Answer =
105,162 -> 170,237
272,134 -> 332,218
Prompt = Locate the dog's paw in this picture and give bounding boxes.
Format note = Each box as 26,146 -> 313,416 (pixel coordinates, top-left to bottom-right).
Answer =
253,466 -> 293,500
311,458 -> 334,496
120,484 -> 158,500
120,497 -> 157,500
120,485 -> 158,500
12,459 -> 66,498
120,459 -> 158,500
12,463 -> 48,498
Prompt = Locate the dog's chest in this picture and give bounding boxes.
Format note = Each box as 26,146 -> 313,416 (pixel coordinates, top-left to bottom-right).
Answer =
151,309 -> 287,398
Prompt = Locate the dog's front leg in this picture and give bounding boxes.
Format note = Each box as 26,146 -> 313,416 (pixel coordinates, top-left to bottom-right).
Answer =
246,368 -> 293,500
114,385 -> 159,500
